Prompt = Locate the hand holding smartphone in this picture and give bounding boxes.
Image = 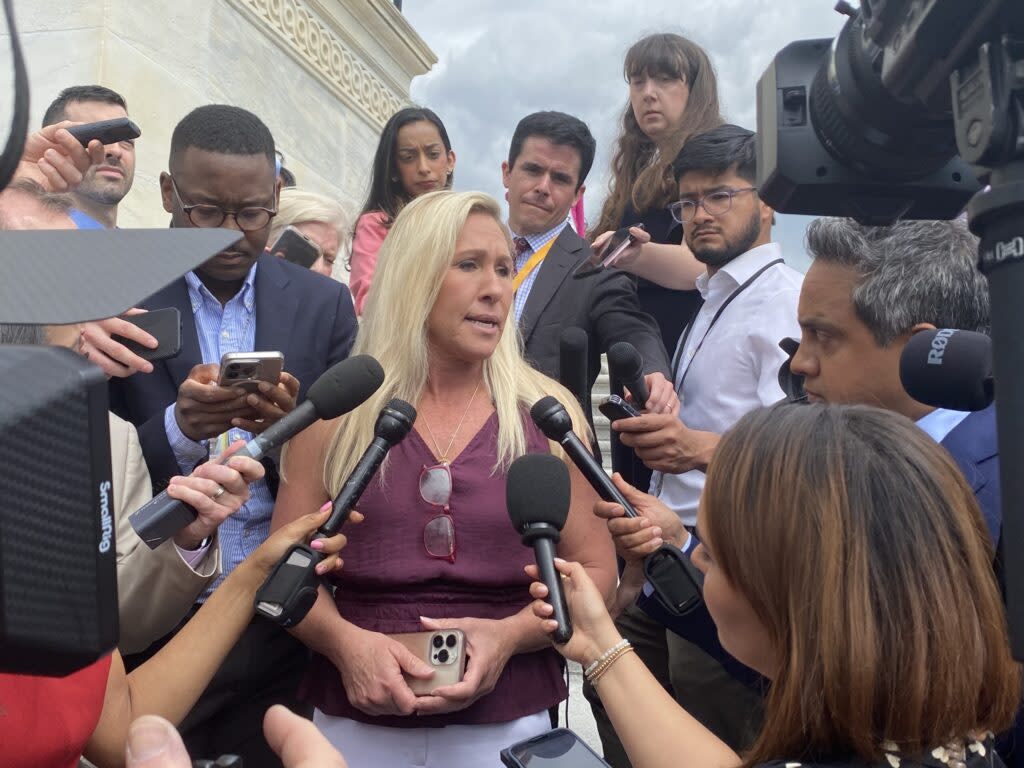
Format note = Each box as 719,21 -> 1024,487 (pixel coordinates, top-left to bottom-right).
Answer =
390,630 -> 467,695
271,225 -> 322,270
66,117 -> 141,147
217,351 -> 284,393
109,307 -> 181,363
573,224 -> 645,279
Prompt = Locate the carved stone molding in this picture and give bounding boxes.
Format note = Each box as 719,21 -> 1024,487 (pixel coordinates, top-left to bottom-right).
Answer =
226,0 -> 416,128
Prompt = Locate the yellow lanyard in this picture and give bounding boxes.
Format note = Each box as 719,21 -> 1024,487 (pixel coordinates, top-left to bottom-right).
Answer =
512,236 -> 557,290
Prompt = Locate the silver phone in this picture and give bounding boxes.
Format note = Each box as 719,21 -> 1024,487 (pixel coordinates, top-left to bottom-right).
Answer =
217,351 -> 284,392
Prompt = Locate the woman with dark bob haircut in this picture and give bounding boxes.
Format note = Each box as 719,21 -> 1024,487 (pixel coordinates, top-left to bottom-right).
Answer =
530,404 -> 1020,768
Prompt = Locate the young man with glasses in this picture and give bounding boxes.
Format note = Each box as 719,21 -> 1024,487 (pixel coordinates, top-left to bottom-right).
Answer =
587,124 -> 802,767
107,104 -> 357,767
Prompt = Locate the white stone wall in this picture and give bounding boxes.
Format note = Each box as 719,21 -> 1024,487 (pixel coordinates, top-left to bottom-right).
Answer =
2,0 -> 435,280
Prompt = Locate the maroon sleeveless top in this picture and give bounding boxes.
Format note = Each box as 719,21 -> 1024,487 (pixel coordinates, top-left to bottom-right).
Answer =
300,412 -> 567,727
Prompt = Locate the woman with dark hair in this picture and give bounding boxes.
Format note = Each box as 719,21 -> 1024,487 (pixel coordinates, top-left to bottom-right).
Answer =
531,403 -> 1021,768
591,32 -> 723,348
349,107 -> 456,314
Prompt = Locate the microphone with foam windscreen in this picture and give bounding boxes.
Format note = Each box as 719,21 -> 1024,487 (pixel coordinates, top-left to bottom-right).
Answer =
899,329 -> 993,411
507,453 -> 573,644
559,327 -> 590,415
255,397 -> 417,627
608,342 -> 650,409
530,395 -> 704,616
129,355 -> 386,549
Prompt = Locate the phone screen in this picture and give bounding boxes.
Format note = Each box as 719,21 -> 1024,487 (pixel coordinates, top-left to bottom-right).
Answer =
508,729 -> 609,767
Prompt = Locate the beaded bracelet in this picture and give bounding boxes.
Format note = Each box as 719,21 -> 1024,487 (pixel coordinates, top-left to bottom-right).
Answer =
584,639 -> 632,681
588,644 -> 635,685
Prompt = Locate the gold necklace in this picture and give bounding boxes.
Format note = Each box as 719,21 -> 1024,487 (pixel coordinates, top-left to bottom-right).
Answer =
420,380 -> 483,463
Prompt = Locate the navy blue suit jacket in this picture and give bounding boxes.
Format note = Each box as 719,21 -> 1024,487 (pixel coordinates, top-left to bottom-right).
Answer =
940,404 -> 1001,545
109,253 -> 357,491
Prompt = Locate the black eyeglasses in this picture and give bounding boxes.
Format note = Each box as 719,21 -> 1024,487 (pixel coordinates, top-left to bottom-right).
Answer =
668,187 -> 758,224
169,177 -> 277,232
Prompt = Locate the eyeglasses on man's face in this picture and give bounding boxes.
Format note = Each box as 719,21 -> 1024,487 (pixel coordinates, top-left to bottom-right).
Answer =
668,187 -> 758,224
169,177 -> 277,232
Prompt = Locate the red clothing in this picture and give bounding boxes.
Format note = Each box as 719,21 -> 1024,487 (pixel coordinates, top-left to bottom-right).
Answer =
302,413 -> 567,727
349,211 -> 389,315
0,654 -> 112,767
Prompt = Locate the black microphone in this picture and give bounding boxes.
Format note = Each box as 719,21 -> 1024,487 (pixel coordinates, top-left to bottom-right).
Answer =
129,355 -> 386,549
530,396 -> 637,517
255,398 -> 417,626
559,327 -> 590,415
607,342 -> 649,409
899,329 -> 993,411
530,395 -> 704,616
507,453 -> 573,644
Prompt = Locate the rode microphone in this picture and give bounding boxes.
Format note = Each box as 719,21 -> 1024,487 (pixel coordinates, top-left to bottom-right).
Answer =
507,453 -> 573,644
130,355 -> 386,549
607,342 -> 649,409
530,395 -> 703,616
899,329 -> 994,412
559,327 -> 590,415
255,398 -> 417,626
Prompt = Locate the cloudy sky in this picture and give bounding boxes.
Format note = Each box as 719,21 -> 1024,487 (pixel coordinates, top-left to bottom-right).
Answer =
402,0 -> 849,270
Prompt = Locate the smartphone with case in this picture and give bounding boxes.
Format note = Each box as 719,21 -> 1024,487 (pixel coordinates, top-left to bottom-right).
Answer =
217,351 -> 284,392
391,629 -> 466,695
501,728 -> 610,767
66,117 -> 141,147
110,307 -> 181,363
597,394 -> 641,422
572,223 -> 645,279
270,225 -> 322,269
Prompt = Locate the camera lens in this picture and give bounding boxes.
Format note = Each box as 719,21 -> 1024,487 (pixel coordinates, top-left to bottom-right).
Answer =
432,634 -> 444,649
437,649 -> 449,663
445,634 -> 457,648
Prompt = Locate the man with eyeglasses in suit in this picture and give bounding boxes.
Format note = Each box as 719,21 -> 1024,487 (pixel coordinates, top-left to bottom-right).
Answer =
106,104 -> 356,767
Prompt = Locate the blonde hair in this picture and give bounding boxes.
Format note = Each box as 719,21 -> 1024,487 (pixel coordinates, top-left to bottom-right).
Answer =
269,187 -> 349,246
324,190 -> 589,493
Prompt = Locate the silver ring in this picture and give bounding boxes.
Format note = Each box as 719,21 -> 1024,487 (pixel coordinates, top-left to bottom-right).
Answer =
211,485 -> 226,501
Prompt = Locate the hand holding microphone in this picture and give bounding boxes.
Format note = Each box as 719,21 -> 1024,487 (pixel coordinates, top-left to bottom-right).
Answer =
530,395 -> 703,616
607,341 -> 677,415
129,355 -> 387,549
254,398 -> 417,626
507,453 -> 574,644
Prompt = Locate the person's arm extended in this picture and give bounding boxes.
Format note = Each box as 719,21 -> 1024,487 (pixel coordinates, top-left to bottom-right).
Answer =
85,506 -> 347,767
530,560 -> 741,768
593,227 -> 704,290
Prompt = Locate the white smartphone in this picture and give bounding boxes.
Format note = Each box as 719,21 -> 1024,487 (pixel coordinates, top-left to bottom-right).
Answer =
390,629 -> 467,695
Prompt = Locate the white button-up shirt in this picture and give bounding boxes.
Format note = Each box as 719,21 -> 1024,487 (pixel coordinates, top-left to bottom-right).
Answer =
652,242 -> 803,525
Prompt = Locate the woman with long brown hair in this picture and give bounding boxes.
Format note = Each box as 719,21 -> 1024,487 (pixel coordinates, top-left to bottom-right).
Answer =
531,403 -> 1020,768
591,33 -> 722,349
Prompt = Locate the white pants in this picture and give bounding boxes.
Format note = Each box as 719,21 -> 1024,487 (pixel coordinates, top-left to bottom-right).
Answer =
313,708 -> 551,768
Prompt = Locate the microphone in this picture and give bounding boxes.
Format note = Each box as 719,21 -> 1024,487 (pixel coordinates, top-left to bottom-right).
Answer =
255,398 -> 417,626
530,395 -> 703,616
607,342 -> 649,409
558,327 -> 590,415
507,453 -> 573,644
530,395 -> 637,517
899,329 -> 993,411
129,355 -> 386,549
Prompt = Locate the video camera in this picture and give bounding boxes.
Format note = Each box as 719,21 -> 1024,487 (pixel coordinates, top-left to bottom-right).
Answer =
756,0 -> 1024,655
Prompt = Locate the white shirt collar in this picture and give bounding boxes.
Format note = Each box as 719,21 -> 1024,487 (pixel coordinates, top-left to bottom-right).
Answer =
695,242 -> 783,300
916,407 -> 971,444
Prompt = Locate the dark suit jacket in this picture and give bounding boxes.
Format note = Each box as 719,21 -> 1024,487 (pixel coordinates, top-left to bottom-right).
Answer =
109,253 -> 357,491
940,404 -> 1001,545
519,227 -> 671,390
